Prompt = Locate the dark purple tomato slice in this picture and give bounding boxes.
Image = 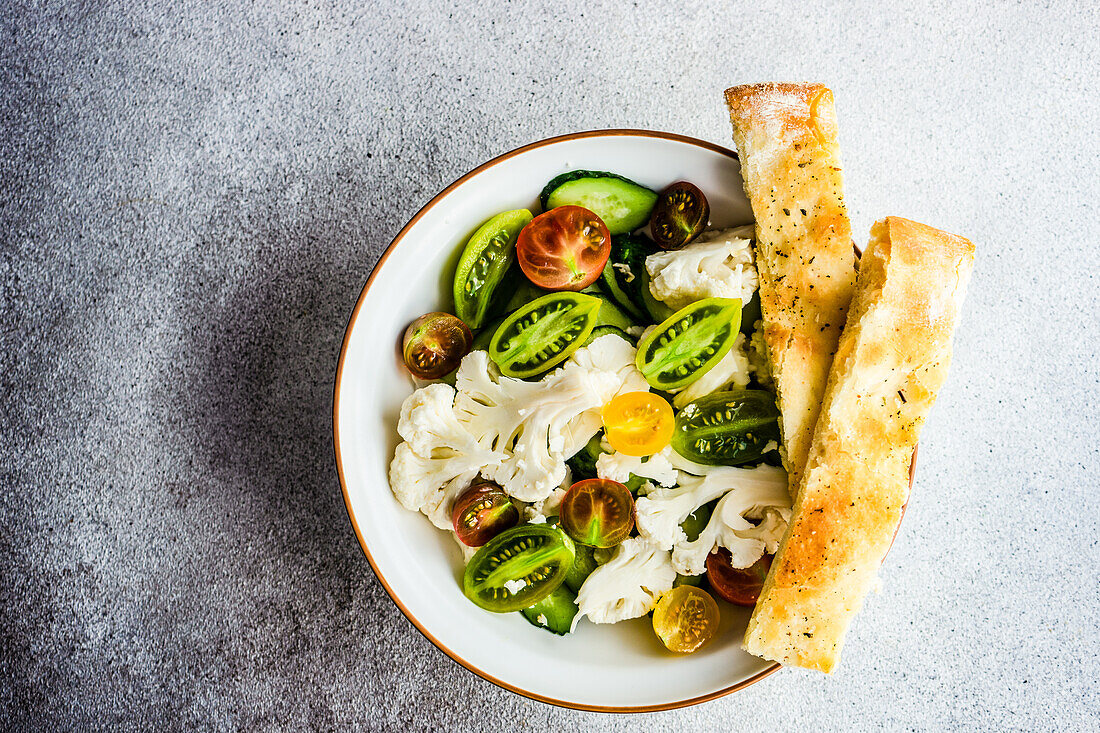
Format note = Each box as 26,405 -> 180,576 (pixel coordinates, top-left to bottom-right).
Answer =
516,206 -> 611,291
650,181 -> 710,250
706,549 -> 771,606
402,312 -> 473,379
451,480 -> 519,547
559,478 -> 635,548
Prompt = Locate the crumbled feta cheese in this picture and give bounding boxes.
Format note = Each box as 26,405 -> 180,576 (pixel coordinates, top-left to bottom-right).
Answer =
503,578 -> 527,594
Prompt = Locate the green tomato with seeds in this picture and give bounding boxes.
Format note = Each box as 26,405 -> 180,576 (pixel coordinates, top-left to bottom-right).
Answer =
635,297 -> 742,390
488,292 -> 601,378
671,389 -> 781,466
453,209 -> 533,329
463,524 -> 576,613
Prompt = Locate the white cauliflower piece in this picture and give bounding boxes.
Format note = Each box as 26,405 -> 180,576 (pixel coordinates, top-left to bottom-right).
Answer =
645,226 -> 758,311
670,461 -> 791,576
574,538 -> 676,627
454,337 -> 645,503
737,507 -> 788,553
671,333 -> 752,408
570,334 -> 650,395
635,451 -> 790,574
634,470 -> 735,551
595,444 -> 678,488
524,471 -> 571,524
388,383 -> 502,529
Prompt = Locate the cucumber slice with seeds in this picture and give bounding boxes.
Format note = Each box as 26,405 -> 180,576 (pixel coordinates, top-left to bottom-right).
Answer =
594,296 -> 635,331
520,584 -> 579,635
583,325 -> 636,347
540,171 -> 658,235
600,233 -> 657,322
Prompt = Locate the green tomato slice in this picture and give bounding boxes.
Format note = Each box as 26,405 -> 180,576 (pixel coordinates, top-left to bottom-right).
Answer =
538,171 -> 658,235
671,389 -> 782,466
463,524 -> 576,613
635,297 -> 742,390
453,209 -> 533,329
488,292 -> 600,378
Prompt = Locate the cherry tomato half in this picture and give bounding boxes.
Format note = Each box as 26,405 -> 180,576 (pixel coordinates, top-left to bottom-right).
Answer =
601,391 -> 674,457
402,312 -> 473,379
516,206 -> 611,291
652,585 -> 720,653
559,478 -> 634,548
706,549 -> 771,606
451,479 -> 520,547
650,181 -> 710,250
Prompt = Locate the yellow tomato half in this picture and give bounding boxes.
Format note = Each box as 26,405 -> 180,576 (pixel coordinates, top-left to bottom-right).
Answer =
652,585 -> 720,653
600,391 -> 674,456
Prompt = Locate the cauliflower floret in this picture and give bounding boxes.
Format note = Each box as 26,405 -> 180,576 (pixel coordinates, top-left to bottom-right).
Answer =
645,226 -> 758,311
669,460 -> 791,576
388,383 -> 502,529
635,452 -> 790,575
634,472 -> 735,551
454,337 -> 645,503
671,333 -> 752,409
595,444 -> 678,488
746,320 -> 773,390
524,471 -> 571,524
574,538 -> 676,626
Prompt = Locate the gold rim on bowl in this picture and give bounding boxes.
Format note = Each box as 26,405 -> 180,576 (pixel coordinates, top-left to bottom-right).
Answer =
332,129 -> 916,712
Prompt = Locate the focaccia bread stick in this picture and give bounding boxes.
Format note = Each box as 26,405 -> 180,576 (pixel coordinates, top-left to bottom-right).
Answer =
724,83 -> 858,498
743,217 -> 975,672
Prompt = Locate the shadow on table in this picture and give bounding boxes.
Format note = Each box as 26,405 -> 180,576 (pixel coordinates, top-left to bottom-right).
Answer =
178,160 -> 526,723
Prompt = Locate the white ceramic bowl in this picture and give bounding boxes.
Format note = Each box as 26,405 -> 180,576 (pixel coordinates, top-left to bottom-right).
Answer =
334,130 -> 781,711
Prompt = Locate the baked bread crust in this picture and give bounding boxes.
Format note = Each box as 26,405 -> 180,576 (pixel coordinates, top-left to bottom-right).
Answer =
743,217 -> 975,672
724,83 -> 858,498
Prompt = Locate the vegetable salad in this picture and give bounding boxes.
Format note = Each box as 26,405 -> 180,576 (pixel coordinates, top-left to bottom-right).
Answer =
389,170 -> 792,652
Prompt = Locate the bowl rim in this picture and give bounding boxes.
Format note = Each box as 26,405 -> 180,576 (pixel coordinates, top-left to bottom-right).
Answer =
334,129 -> 787,712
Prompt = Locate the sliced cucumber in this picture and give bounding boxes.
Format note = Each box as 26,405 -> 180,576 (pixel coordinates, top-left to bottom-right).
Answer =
681,502 -> 714,543
583,325 -> 637,347
520,584 -> 578,635
673,573 -> 703,588
638,267 -> 675,324
594,297 -> 635,331
540,171 -> 658,235
564,544 -> 599,593
471,317 -> 502,352
566,433 -> 604,480
599,233 -> 656,322
503,279 -> 549,313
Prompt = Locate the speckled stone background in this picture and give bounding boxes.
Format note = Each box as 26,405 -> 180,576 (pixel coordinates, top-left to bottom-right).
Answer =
2,0 -> 1097,729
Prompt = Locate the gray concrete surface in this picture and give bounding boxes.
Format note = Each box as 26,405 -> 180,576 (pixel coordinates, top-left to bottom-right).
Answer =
2,0 -> 1097,730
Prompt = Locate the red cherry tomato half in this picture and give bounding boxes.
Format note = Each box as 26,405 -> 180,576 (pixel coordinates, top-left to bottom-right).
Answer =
516,206 -> 611,291
705,549 -> 771,606
559,478 -> 634,548
402,312 -> 473,379
451,480 -> 519,547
